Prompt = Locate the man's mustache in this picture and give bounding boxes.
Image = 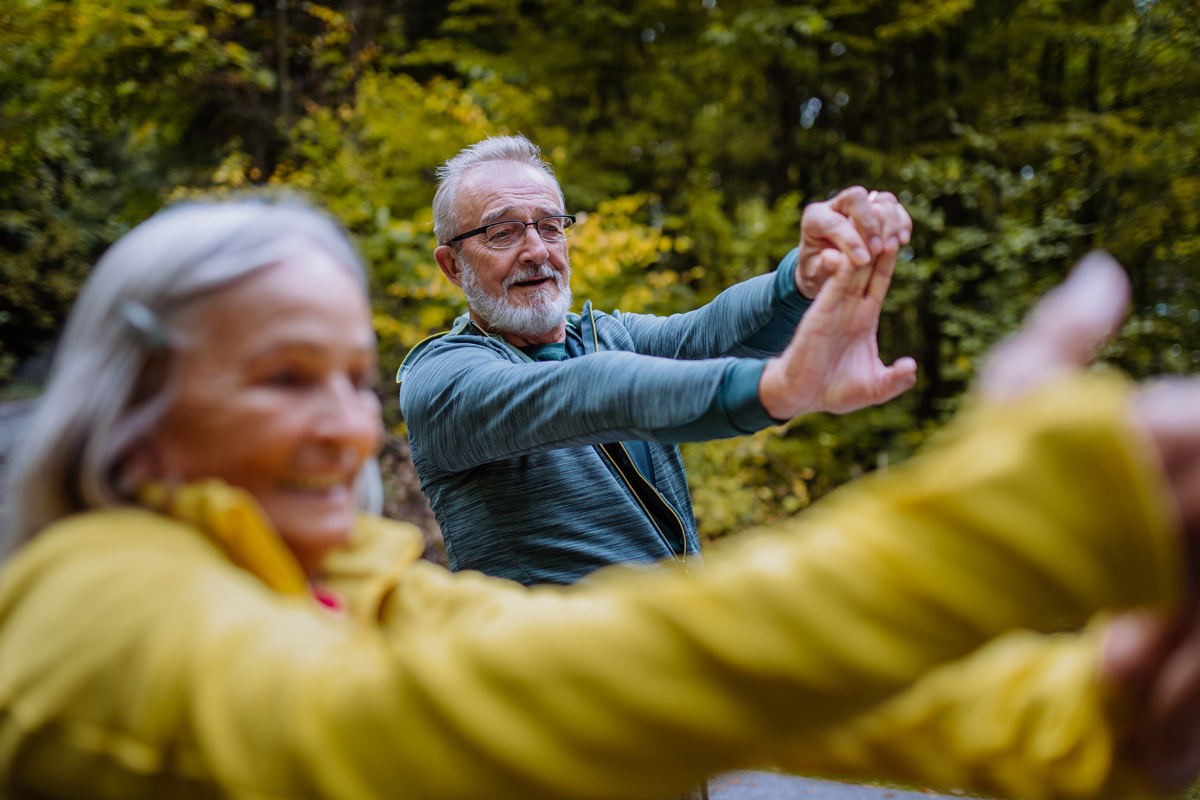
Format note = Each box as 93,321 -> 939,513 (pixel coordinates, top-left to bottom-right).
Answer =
503,264 -> 558,292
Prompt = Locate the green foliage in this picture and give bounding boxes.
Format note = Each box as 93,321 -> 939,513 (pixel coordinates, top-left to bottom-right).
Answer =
1,0 -> 255,360
6,0 -> 1200,539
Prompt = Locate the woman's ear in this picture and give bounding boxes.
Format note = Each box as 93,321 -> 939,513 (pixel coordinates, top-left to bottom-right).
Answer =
116,438 -> 166,496
434,245 -> 464,288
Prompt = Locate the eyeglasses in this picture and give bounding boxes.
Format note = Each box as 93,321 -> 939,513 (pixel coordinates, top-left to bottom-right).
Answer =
449,215 -> 576,249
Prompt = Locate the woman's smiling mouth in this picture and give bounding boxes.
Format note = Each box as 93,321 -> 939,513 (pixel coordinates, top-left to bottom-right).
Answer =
281,473 -> 353,493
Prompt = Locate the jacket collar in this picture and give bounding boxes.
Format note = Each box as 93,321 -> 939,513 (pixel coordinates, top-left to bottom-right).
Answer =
395,309 -> 590,384
138,480 -> 310,596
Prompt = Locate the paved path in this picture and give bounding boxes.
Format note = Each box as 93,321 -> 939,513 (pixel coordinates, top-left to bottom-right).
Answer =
712,773 -> 939,800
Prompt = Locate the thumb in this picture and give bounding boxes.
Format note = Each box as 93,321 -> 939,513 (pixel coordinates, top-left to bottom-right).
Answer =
805,249 -> 856,317
875,357 -> 918,403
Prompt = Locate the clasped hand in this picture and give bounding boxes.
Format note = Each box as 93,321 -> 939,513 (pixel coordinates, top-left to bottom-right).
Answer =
760,186 -> 918,421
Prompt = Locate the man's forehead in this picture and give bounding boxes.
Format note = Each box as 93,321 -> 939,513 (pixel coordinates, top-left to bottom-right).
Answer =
459,162 -> 561,222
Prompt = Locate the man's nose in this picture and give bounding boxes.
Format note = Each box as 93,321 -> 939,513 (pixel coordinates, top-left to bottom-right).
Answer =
518,225 -> 551,263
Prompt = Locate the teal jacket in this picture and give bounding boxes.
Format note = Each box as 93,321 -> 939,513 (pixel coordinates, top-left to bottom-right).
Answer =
398,250 -> 809,585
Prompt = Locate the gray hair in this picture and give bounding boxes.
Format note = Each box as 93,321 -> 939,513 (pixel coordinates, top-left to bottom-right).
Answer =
4,201 -> 377,547
432,134 -> 565,245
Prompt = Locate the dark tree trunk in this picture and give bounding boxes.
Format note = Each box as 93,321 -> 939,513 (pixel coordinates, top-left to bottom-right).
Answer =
277,0 -> 291,124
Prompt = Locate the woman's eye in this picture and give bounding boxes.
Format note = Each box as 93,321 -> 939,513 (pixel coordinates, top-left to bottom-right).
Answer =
265,369 -> 312,388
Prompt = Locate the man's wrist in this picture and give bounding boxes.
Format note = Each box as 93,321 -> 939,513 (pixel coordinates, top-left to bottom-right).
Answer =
723,360 -> 780,431
774,248 -> 812,303
759,356 -> 816,421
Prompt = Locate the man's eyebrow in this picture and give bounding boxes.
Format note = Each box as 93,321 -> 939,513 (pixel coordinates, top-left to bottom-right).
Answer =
480,206 -> 518,225
479,205 -> 564,225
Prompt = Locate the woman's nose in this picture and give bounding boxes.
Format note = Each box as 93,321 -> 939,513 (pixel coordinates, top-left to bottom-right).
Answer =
313,377 -> 381,448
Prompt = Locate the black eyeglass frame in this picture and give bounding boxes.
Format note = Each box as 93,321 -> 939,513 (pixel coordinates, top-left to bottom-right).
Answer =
448,215 -> 577,247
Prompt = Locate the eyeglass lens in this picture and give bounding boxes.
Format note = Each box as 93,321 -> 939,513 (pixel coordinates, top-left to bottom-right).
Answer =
485,217 -> 573,247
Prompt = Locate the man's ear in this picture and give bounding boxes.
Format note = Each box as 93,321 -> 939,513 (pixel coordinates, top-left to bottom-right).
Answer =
435,245 -> 464,288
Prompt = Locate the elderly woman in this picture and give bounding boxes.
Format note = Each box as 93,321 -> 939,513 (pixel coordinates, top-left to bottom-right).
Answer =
1,201 -> 1199,800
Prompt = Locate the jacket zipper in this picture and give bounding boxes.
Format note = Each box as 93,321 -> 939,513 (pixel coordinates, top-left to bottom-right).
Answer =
594,442 -> 686,562
587,307 -> 692,567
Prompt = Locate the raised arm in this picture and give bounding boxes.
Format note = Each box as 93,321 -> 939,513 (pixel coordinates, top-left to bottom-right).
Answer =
610,266 -> 804,360
399,340 -> 735,473
4,361 -> 1187,799
614,188 -> 912,361
781,626 -> 1125,800
155,376 -> 1185,799
188,255 -> 1200,799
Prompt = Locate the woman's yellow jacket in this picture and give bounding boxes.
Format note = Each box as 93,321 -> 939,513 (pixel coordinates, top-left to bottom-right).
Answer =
0,377 -> 1183,800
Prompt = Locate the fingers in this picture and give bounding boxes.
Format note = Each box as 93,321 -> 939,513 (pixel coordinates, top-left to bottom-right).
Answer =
979,251 -> 1130,401
1105,611 -> 1180,685
866,247 -> 898,305
820,240 -> 894,303
1135,610 -> 1200,792
1132,380 -> 1200,480
799,248 -> 842,298
867,190 -> 912,251
1026,251 -> 1130,358
804,186 -> 913,270
1103,609 -> 1200,793
806,249 -> 857,314
803,201 -> 871,266
848,254 -> 875,298
893,195 -> 912,245
829,186 -> 882,258
1132,379 -> 1200,583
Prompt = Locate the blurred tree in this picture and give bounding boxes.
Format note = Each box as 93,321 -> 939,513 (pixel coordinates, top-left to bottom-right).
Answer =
0,0 -> 430,374
396,0 -> 1200,537
4,0 -> 1199,539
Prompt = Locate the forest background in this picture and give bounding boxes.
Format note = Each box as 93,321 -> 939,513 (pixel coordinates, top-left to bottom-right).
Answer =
3,0 -> 1200,551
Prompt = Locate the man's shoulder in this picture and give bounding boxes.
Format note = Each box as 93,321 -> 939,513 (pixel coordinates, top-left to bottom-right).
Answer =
580,304 -> 639,352
396,320 -> 517,384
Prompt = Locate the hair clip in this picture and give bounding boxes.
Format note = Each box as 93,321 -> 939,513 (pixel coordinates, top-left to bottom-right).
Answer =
118,300 -> 168,353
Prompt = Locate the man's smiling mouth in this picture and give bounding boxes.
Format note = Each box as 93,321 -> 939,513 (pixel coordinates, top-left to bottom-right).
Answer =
513,277 -> 551,288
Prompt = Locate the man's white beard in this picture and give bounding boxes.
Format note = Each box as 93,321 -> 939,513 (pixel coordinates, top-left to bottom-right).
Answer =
459,255 -> 573,337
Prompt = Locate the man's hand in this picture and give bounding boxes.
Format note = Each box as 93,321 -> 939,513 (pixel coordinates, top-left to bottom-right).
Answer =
796,186 -> 912,300
759,244 -> 917,420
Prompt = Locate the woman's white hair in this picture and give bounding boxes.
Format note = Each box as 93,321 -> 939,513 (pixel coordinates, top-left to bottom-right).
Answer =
432,134 -> 565,245
4,201 -> 381,549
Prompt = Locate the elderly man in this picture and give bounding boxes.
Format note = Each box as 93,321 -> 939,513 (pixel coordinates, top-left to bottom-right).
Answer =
399,135 -> 914,586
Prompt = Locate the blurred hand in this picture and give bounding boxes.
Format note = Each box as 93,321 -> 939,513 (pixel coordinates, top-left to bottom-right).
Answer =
1119,381 -> 1200,792
759,244 -> 917,420
978,249 -> 1200,793
1104,608 -> 1200,794
977,251 -> 1130,401
795,186 -> 912,300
